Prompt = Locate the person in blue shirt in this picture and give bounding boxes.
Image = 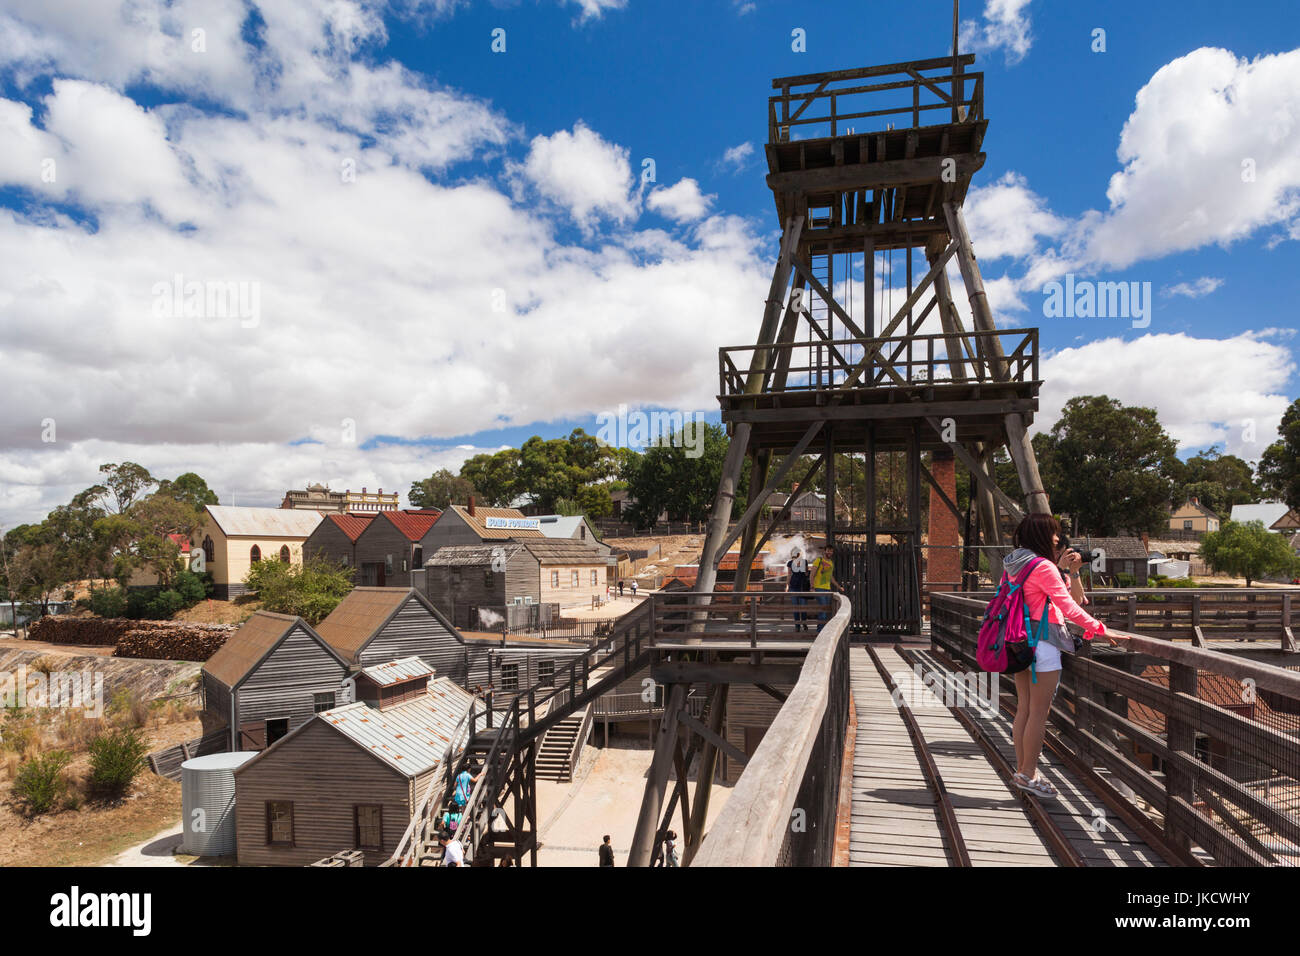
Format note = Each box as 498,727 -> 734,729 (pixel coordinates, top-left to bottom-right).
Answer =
453,763 -> 481,809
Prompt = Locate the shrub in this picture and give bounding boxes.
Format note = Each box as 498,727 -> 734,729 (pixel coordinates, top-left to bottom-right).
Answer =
88,585 -> 128,619
13,750 -> 72,815
108,688 -> 150,729
146,589 -> 185,619
174,570 -> 209,607
28,655 -> 59,676
87,728 -> 148,800
244,556 -> 354,624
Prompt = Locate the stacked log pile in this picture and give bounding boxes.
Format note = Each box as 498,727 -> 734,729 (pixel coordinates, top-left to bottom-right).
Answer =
26,616 -> 236,660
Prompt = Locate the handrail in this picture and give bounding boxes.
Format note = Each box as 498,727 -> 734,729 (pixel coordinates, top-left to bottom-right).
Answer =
692,594 -> 852,866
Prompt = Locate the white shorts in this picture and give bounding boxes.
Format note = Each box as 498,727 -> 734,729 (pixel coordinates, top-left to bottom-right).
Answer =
1033,639 -> 1062,673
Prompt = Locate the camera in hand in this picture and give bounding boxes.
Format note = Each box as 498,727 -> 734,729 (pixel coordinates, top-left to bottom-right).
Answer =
1059,536 -> 1099,565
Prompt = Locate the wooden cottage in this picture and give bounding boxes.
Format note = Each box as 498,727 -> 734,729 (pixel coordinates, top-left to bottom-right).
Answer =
423,544 -> 537,629
313,586 -> 585,692
233,674 -> 475,867
1082,536 -> 1151,586
1168,498 -> 1220,534
201,611 -> 350,751
421,501 -> 546,550
345,509 -> 442,588
302,513 -> 374,571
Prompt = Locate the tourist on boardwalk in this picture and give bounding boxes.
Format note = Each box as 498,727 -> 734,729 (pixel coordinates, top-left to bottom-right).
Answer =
630,580 -> 638,597
787,548 -> 811,631
618,579 -> 625,597
439,830 -> 465,867
811,544 -> 842,629
1004,513 -> 1124,798
599,834 -> 615,867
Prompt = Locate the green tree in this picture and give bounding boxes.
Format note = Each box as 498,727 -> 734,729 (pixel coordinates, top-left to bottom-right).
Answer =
155,472 -> 219,511
459,449 -> 520,507
1200,520 -> 1298,587
89,462 -> 156,514
1039,396 -> 1178,536
625,424 -> 744,527
1170,449 -> 1260,516
1259,398 -> 1300,513
409,469 -> 477,510
244,556 -> 355,624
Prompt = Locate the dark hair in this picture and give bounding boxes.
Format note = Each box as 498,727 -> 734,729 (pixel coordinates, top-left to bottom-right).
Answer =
1013,513 -> 1061,561
603,834 -> 611,843
438,830 -> 450,842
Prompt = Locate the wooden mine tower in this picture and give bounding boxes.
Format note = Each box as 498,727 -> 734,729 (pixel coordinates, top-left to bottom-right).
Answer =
627,24 -> 1051,864
695,46 -> 1049,634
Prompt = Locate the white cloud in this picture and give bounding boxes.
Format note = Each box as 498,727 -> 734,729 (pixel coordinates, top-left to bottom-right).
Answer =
516,121 -> 639,229
565,0 -> 627,20
717,141 -> 755,173
1162,277 -> 1224,299
960,0 -> 1033,65
647,178 -> 714,222
1036,332 -> 1294,457
964,171 -> 1068,262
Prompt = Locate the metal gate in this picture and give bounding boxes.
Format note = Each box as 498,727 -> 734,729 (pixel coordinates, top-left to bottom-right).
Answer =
843,540 -> 921,636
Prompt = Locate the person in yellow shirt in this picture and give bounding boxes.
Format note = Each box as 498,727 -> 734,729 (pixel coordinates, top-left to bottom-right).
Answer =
810,544 -> 842,629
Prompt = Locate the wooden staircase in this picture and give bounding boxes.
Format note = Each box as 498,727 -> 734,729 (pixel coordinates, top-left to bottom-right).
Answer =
537,705 -> 592,782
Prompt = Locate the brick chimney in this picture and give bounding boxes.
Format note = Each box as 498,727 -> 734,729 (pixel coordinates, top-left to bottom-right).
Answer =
927,448 -> 961,593
468,496 -> 476,517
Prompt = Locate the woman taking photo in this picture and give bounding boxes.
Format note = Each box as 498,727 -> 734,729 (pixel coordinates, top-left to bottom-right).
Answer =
1003,513 -> 1124,798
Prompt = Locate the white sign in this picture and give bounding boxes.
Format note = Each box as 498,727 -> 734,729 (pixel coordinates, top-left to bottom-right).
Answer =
484,516 -> 541,530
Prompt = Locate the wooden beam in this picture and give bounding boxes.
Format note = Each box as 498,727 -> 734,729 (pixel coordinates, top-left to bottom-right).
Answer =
919,459 -> 963,524
679,710 -> 750,767
755,683 -> 789,704
652,662 -> 804,685
767,154 -> 985,194
789,255 -> 867,340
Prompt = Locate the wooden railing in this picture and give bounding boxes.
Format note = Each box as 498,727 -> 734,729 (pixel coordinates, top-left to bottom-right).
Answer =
692,594 -> 851,866
769,56 -> 983,142
931,592 -> 1300,866
719,329 -> 1037,398
649,591 -> 826,647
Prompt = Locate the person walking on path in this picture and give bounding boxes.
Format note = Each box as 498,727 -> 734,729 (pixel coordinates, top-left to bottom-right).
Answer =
599,835 -> 615,867
1003,513 -> 1125,799
787,548 -> 811,631
618,580 -> 625,597
439,830 -> 465,867
664,830 -> 679,867
630,580 -> 638,597
810,544 -> 843,629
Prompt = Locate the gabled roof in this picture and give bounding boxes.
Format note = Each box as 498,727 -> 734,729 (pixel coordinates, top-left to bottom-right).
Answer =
424,543 -> 526,567
1175,499 -> 1220,520
319,677 -> 475,776
323,513 -> 374,542
360,656 -> 434,686
1229,502 -> 1291,529
446,505 -> 545,539
234,676 -> 475,780
205,504 -> 323,538
313,587 -> 457,662
535,515 -> 598,540
373,509 -> 441,542
1077,536 -> 1149,561
520,538 -> 612,565
202,611 -> 346,690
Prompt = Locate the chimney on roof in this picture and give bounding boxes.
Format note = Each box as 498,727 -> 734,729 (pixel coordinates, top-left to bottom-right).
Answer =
1191,496 -> 1198,505
468,496 -> 476,517
378,487 -> 383,494
362,487 -> 367,494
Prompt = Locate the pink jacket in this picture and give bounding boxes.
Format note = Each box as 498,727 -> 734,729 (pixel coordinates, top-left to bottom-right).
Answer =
1023,560 -> 1106,639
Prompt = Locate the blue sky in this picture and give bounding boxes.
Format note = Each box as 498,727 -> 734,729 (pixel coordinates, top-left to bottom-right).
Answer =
0,0 -> 1297,522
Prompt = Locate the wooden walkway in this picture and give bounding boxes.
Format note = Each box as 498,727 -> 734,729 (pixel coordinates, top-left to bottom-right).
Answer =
848,646 -> 1168,867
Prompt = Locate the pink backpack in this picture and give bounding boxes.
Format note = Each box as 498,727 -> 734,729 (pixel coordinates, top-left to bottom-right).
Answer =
976,557 -> 1047,675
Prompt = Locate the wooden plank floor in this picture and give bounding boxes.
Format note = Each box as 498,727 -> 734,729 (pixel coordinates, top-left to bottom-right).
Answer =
848,646 -> 1168,867
907,648 -> 1169,868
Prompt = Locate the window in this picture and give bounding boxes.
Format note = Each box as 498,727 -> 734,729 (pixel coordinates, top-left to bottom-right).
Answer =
250,544 -> 261,563
202,536 -> 215,563
385,554 -> 394,574
1183,520 -> 1193,530
571,570 -> 579,587
266,718 -> 289,746
591,570 -> 598,586
313,692 -> 336,713
550,571 -> 559,588
279,545 -> 290,563
355,805 -> 383,850
580,525 -> 586,540
484,569 -> 494,588
538,660 -> 554,685
341,554 -> 350,566
266,801 -> 295,846
501,662 -> 519,692
412,546 -> 423,567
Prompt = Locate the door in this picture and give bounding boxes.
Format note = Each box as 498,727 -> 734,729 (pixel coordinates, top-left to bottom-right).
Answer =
266,718 -> 290,747
239,721 -> 267,750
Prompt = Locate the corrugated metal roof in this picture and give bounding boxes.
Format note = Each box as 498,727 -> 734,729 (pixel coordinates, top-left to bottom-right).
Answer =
326,513 -> 374,542
1229,502 -> 1292,529
535,515 -> 597,539
322,677 -> 475,776
202,611 -> 301,689
449,505 -> 546,539
206,505 -> 323,538
424,544 -> 525,567
314,587 -> 414,661
360,655 -> 434,686
520,538 -> 611,565
377,509 -> 441,542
